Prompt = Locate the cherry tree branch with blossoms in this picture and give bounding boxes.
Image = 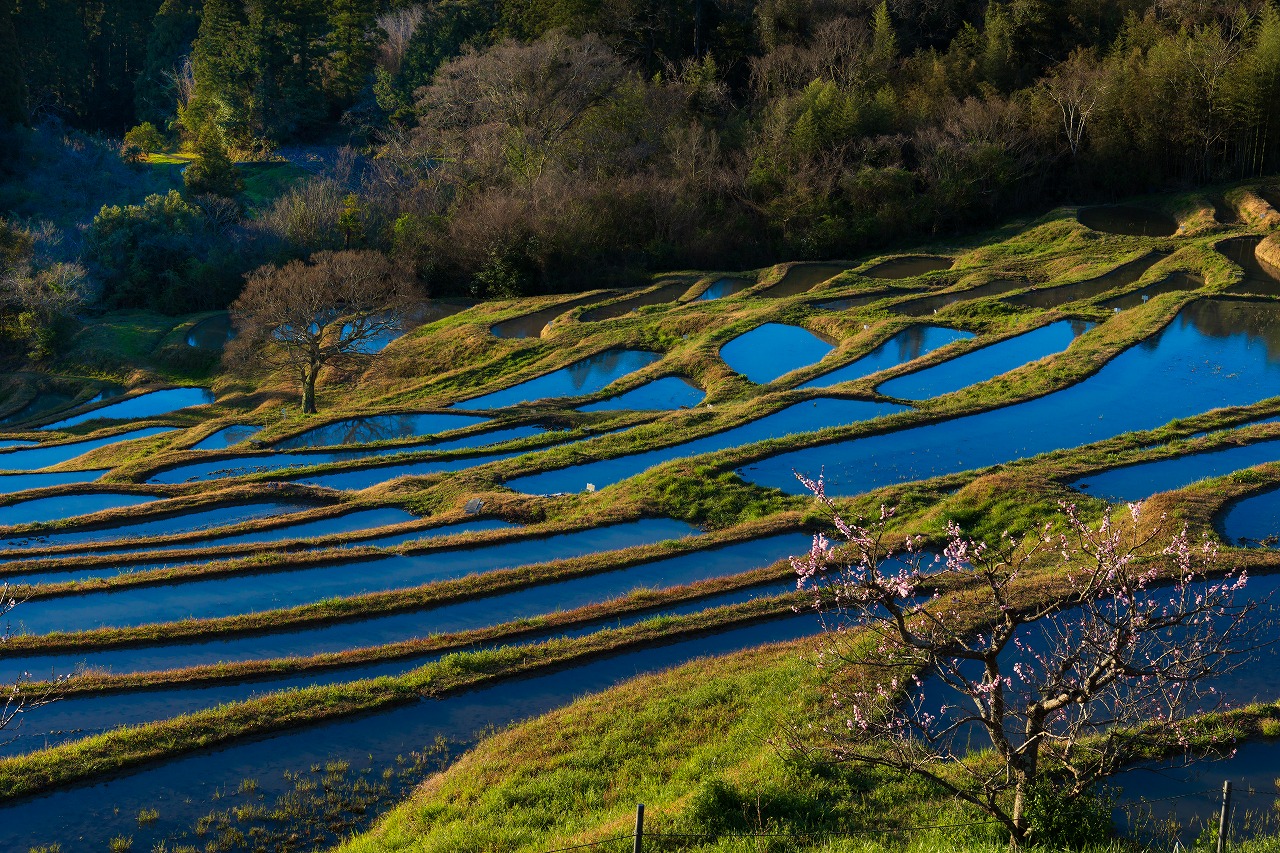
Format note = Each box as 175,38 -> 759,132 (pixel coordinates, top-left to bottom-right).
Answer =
788,471 -> 1262,845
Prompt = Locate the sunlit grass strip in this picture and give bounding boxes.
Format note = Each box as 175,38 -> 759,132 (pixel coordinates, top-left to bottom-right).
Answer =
4,515 -> 802,653
0,595 -> 804,802
30,560 -> 804,697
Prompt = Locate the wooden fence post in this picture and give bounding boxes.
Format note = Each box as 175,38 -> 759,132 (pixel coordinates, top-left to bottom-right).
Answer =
1217,780 -> 1233,853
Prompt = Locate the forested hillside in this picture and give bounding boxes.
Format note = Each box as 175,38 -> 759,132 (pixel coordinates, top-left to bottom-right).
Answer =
5,0 -> 1280,308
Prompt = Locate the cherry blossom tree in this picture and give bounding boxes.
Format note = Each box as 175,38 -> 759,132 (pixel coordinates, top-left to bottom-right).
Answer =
0,582 -> 60,739
791,473 -> 1259,845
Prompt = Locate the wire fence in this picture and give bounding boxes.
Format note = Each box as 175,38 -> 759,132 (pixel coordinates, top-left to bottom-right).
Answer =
527,786 -> 1280,853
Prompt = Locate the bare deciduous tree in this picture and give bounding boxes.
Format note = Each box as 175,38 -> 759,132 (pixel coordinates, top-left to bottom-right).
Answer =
412,31 -> 629,183
791,476 -> 1260,846
1043,47 -> 1110,159
376,5 -> 424,74
228,250 -> 418,414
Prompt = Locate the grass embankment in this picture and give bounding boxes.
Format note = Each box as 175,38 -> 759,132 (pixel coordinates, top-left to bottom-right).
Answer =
1,192 -> 1279,845
329,620 -> 1280,853
0,597 -> 803,802
7,487 -> 1276,802
26,564 -> 804,697
5,516 -> 799,653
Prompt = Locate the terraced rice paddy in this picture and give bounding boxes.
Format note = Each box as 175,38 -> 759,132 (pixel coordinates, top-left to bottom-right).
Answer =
8,194 -> 1280,849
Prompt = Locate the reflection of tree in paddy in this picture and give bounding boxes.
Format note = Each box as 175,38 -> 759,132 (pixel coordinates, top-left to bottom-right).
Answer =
579,281 -> 690,321
323,416 -> 417,445
186,314 -> 235,349
1219,484 -> 1280,548
1177,299 -> 1280,363
1219,236 -> 1280,295
0,391 -> 75,424
893,325 -> 930,362
1007,253 -> 1166,310
565,349 -> 627,393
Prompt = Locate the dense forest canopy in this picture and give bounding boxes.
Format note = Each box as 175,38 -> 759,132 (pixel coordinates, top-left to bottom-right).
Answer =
3,0 -> 1280,325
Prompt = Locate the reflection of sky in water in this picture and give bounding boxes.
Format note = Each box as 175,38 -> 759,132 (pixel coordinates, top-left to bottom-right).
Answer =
1,533 -> 809,760
0,612 -> 821,852
185,314 -> 234,349
274,413 -> 488,449
742,300 -> 1280,496
191,424 -> 263,450
2,501 -> 308,550
0,427 -> 174,471
42,388 -> 215,430
0,469 -> 103,495
150,424 -> 547,484
578,376 -> 705,411
721,323 -> 834,384
452,349 -> 661,409
912,573 -> 1278,754
799,325 -> 973,390
0,493 -> 158,527
876,320 -> 1091,400
1072,430 -> 1280,503
694,278 -> 753,301
12,517 -> 516,588
10,518 -> 698,633
507,397 -> 907,494
1220,486 -> 1280,547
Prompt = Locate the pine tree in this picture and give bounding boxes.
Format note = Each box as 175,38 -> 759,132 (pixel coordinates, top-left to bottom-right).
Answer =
870,1 -> 898,79
184,127 -> 243,197
188,0 -> 254,143
325,0 -> 379,108
83,0 -> 162,132
135,0 -> 202,128
246,0 -> 326,140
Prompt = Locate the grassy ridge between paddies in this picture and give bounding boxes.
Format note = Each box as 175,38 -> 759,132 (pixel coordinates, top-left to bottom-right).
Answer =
2,514 -> 801,653
0,195 -> 1273,836
6,487 -> 1276,804
330,616 -> 1280,853
0,596 -> 805,802
24,558 -> 806,697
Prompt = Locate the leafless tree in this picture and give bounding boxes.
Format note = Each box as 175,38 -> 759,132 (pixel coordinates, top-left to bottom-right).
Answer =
227,250 -> 419,414
792,478 -> 1261,846
1043,47 -> 1110,159
412,31 -> 630,183
377,5 -> 424,74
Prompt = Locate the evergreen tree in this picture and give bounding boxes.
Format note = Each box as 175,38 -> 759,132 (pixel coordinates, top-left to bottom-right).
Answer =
184,128 -> 242,197
325,0 -> 379,108
245,0 -> 326,140
135,0 -> 203,128
187,0 -> 253,143
869,1 -> 898,80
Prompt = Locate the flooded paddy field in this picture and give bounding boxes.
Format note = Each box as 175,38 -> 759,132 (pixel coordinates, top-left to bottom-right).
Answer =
7,196 -> 1280,849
